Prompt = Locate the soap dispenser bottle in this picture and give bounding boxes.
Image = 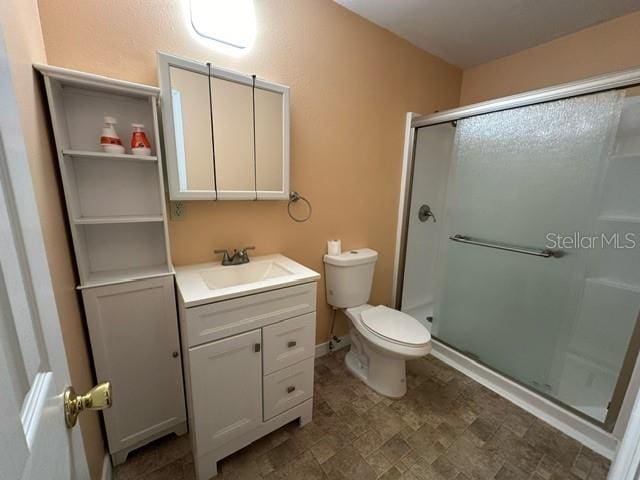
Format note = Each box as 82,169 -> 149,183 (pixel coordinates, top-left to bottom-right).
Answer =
100,116 -> 125,154
130,123 -> 152,156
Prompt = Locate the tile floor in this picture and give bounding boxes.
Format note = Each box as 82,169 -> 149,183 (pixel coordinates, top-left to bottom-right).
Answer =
113,349 -> 610,480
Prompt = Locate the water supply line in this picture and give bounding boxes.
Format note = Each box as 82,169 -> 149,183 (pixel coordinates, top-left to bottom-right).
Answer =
328,307 -> 341,352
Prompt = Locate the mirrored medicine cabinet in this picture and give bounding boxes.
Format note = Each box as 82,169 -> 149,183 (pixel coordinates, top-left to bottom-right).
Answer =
158,52 -> 290,200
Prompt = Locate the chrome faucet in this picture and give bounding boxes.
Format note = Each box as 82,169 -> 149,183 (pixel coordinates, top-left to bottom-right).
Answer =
214,246 -> 255,266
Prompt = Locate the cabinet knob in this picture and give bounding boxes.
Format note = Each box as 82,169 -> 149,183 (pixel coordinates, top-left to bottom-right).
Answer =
287,386 -> 295,394
172,351 -> 179,358
254,343 -> 261,352
287,340 -> 297,348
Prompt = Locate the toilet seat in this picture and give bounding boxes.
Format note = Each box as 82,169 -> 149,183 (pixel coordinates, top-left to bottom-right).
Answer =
345,304 -> 431,356
360,305 -> 431,347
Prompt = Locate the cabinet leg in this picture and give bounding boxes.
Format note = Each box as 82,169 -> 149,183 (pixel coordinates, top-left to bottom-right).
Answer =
298,402 -> 313,427
196,454 -> 218,479
173,421 -> 188,437
110,449 -> 129,466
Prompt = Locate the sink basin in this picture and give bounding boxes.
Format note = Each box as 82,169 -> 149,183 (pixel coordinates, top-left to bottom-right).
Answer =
175,254 -> 321,307
199,260 -> 293,290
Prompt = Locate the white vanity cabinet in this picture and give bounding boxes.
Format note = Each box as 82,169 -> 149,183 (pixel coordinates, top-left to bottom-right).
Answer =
177,277 -> 318,480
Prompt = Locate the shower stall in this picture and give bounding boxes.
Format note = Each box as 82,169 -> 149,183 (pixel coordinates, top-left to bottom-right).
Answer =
395,70 -> 640,440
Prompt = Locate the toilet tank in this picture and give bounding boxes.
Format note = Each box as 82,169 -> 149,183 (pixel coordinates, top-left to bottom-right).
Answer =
323,248 -> 378,308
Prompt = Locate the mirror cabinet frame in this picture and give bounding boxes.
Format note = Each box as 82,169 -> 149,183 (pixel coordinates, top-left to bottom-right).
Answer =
157,52 -> 290,200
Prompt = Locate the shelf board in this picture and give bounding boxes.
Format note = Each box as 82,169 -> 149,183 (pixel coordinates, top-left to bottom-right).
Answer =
609,153 -> 640,162
586,277 -> 640,294
78,264 -> 174,290
73,215 -> 164,225
597,214 -> 640,224
62,149 -> 157,162
35,64 -> 160,98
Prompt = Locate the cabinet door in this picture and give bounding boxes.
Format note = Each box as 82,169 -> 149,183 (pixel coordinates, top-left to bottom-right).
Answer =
82,276 -> 186,453
211,77 -> 254,193
190,329 -> 262,453
255,87 -> 285,194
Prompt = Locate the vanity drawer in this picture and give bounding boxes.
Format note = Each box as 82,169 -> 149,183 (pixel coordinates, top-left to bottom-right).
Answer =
263,357 -> 314,421
263,313 -> 316,374
184,282 -> 316,347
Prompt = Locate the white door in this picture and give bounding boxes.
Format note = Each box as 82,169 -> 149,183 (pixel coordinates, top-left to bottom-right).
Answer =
0,27 -> 90,480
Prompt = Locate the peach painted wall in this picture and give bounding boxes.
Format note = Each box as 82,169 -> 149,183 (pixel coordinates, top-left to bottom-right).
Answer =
0,1 -> 105,479
461,11 -> 640,105
37,0 -> 462,340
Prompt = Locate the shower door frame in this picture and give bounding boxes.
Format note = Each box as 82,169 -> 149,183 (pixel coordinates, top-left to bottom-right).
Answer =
393,66 -> 640,439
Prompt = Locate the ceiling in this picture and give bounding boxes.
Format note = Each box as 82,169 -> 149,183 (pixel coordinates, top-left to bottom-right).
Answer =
334,0 -> 640,68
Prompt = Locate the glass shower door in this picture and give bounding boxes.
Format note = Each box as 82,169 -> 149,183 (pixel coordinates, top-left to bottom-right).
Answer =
432,90 -> 628,420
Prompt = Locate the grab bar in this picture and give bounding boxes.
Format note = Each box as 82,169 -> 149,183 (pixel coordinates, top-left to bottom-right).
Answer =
449,234 -> 563,258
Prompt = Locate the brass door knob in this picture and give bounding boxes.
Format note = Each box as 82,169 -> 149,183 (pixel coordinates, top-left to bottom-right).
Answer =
64,382 -> 112,428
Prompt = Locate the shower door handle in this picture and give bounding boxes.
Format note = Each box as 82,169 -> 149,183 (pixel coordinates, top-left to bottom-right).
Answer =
449,234 -> 563,258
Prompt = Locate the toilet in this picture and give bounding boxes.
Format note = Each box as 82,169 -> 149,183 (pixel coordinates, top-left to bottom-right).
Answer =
323,248 -> 432,398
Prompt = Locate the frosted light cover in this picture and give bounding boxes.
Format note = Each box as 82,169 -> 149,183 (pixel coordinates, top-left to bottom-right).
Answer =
190,0 -> 256,49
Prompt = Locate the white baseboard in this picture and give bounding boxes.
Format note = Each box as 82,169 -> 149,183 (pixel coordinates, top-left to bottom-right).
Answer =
431,339 -> 618,459
100,453 -> 112,480
315,334 -> 351,358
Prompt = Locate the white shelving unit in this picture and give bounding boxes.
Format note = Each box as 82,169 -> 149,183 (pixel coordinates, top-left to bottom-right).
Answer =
36,64 -> 186,464
35,64 -> 173,287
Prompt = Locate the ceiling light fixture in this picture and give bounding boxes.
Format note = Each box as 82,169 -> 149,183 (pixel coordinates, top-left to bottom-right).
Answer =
189,0 -> 256,51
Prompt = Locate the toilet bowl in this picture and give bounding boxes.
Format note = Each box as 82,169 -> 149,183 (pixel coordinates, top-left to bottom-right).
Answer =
323,248 -> 431,398
344,304 -> 431,398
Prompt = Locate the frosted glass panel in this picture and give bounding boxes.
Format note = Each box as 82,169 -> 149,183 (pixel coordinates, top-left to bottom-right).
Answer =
437,243 -> 574,387
442,93 -> 620,247
599,155 -> 640,220
433,91 -> 627,422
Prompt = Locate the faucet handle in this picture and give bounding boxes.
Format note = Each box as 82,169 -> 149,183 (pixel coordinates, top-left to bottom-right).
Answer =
236,246 -> 254,264
214,249 -> 232,264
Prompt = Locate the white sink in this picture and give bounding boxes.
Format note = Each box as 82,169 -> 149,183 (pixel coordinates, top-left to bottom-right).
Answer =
175,254 -> 321,307
199,259 -> 293,289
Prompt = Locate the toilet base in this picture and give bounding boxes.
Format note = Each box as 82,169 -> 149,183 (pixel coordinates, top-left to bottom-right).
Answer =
345,330 -> 407,399
345,349 -> 368,383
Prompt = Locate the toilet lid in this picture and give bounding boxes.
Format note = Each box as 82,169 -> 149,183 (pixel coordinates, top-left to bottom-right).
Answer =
360,306 -> 431,346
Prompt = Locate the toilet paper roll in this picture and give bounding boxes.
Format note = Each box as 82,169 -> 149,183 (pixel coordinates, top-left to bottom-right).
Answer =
327,239 -> 342,256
